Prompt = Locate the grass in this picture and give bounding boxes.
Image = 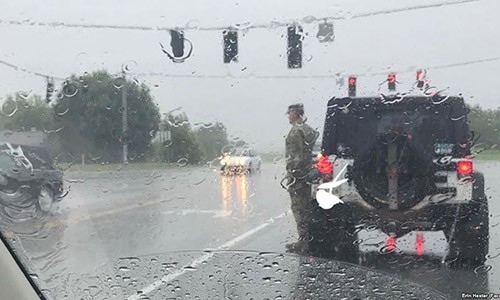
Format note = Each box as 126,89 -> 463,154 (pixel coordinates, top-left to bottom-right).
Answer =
56,161 -> 201,172
474,150 -> 500,161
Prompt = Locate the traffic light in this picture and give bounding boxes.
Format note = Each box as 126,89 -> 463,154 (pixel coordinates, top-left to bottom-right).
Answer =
223,30 -> 238,63
160,30 -> 193,63
170,30 -> 185,57
416,69 -> 425,88
287,25 -> 303,69
348,76 -> 356,97
46,77 -> 54,103
387,73 -> 396,91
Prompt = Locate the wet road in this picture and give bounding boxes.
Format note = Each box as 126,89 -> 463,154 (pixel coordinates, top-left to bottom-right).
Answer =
4,161 -> 500,299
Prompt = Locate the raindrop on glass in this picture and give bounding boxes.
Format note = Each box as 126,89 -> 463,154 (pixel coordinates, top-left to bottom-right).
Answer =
185,20 -> 200,30
177,158 -> 189,167
113,77 -> 125,89
2,101 -> 18,117
473,264 -> 492,274
62,81 -> 79,97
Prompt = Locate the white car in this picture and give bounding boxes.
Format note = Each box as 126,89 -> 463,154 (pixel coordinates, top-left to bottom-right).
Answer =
220,148 -> 262,174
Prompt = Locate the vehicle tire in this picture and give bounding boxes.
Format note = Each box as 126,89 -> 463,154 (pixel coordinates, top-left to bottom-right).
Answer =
308,202 -> 360,264
35,186 -> 55,214
351,134 -> 434,210
445,173 -> 489,268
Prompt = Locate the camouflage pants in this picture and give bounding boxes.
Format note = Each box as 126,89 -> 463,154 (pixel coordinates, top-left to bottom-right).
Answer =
288,180 -> 311,240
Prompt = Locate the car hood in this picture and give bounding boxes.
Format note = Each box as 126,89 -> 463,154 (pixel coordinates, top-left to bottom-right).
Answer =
51,251 -> 448,300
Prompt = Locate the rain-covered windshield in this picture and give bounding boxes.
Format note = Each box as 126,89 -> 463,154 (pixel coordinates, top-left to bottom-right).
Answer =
0,1 -> 499,299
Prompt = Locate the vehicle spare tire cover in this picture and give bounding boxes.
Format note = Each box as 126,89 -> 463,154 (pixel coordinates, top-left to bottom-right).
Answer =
351,133 -> 434,210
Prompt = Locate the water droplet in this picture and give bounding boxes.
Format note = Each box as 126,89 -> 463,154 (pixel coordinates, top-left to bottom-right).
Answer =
262,277 -> 272,282
18,92 -> 31,100
263,265 -> 272,270
113,77 -> 125,89
2,101 -> 19,117
29,273 -> 39,279
185,19 -> 200,30
302,15 -> 316,24
234,22 -> 252,30
184,266 -> 197,271
56,107 -> 70,116
379,245 -> 397,255
122,61 -> 137,73
307,275 -> 317,281
177,158 -> 189,167
353,238 -> 363,245
474,264 -> 492,274
62,81 -> 79,97
119,266 -> 130,272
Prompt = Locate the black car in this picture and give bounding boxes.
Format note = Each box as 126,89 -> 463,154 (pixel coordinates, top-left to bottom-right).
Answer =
309,93 -> 488,268
0,142 -> 64,215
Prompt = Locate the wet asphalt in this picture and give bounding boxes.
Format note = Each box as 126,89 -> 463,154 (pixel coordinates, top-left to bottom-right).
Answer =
3,161 -> 500,299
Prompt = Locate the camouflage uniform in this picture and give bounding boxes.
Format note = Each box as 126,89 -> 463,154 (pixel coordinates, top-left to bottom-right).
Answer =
285,117 -> 319,243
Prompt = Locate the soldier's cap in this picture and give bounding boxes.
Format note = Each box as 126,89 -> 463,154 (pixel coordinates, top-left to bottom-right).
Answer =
286,103 -> 304,115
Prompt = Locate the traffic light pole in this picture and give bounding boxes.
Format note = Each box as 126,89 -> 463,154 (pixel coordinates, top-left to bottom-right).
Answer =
121,68 -> 128,164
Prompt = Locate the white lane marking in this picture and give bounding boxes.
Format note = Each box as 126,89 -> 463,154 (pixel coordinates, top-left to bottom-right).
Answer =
160,209 -> 232,218
126,211 -> 289,300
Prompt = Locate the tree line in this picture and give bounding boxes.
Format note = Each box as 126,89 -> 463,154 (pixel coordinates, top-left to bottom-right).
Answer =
0,70 -> 230,164
1,70 -> 499,165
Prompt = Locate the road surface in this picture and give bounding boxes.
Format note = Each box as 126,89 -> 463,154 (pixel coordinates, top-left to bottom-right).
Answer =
2,161 -> 499,299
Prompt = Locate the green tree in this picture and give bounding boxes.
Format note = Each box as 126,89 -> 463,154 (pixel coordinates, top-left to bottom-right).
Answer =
158,111 -> 203,164
0,93 -> 55,131
468,104 -> 500,148
53,70 -> 161,162
195,122 -> 229,161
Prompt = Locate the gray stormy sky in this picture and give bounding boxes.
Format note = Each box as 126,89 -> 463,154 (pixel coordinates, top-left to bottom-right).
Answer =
1,0 -> 499,152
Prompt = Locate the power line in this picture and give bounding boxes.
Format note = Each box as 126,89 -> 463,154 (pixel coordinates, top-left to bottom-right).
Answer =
136,56 -> 500,79
0,59 -> 65,80
1,56 -> 499,81
0,0 -> 479,32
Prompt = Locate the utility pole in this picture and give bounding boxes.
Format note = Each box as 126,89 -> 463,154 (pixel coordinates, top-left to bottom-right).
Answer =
121,68 -> 128,164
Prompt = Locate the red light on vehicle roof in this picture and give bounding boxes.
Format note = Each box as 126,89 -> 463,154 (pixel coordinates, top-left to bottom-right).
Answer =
416,70 -> 423,81
388,73 -> 396,83
457,160 -> 473,175
348,76 -> 356,86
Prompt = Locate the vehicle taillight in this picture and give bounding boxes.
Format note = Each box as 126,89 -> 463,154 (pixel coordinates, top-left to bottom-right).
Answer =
316,155 -> 333,174
457,160 -> 473,175
416,231 -> 424,256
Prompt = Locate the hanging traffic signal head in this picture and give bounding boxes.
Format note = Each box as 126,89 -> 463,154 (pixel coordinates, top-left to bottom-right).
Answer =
348,76 -> 356,97
416,69 -> 426,88
388,73 -> 396,91
46,77 -> 54,103
223,30 -> 238,63
170,30 -> 185,58
287,25 -> 303,69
